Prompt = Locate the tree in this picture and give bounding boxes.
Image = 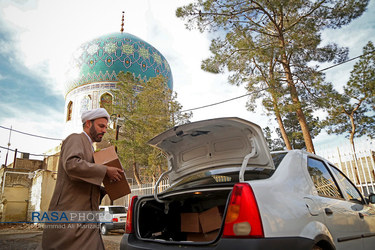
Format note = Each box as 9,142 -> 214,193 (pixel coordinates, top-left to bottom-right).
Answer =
242,41 -> 293,150
110,72 -> 192,185
263,126 -> 285,151
279,106 -> 321,149
323,41 -> 375,157
176,0 -> 368,153
135,75 -> 192,182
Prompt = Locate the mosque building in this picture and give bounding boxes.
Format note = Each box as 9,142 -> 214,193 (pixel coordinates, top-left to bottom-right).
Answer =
63,13 -> 173,136
0,14 -> 176,222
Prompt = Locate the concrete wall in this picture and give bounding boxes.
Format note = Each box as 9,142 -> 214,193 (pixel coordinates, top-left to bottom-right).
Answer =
8,158 -> 44,171
44,145 -> 61,172
44,154 -> 59,172
0,160 -> 57,222
40,171 -> 57,212
0,169 -> 33,221
0,168 -> 33,188
28,170 -> 57,220
1,186 -> 29,222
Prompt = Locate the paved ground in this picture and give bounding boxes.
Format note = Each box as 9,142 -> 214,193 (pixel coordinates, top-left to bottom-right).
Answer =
0,223 -> 122,250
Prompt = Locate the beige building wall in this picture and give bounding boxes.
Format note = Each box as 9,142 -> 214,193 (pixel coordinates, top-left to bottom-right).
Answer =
28,170 -> 57,220
40,171 -> 57,212
0,169 -> 32,221
44,145 -> 61,172
12,158 -> 43,171
1,186 -> 29,222
0,157 -> 50,222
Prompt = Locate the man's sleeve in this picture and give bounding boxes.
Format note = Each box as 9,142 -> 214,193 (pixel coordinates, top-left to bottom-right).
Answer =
61,135 -> 107,186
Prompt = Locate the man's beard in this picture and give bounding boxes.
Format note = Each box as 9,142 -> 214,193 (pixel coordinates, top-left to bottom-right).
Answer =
90,124 -> 104,142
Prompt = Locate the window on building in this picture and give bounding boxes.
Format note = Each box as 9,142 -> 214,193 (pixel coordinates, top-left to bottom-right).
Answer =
307,158 -> 343,199
100,93 -> 113,114
66,101 -> 73,121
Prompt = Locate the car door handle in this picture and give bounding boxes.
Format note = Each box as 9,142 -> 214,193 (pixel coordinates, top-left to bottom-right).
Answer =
359,212 -> 364,219
324,208 -> 333,215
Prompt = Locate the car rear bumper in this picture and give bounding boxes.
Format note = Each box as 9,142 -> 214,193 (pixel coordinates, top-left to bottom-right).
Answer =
105,222 -> 126,230
120,233 -> 315,250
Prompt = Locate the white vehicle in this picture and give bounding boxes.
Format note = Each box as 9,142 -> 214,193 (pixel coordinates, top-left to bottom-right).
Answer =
99,205 -> 127,235
120,117 -> 375,249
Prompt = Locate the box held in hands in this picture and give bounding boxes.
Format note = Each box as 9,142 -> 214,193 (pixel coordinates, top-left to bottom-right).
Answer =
94,146 -> 131,200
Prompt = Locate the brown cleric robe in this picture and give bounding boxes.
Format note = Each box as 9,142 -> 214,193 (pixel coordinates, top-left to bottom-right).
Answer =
41,133 -> 107,250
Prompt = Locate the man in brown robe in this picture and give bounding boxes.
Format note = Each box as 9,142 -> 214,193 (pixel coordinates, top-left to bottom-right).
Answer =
41,108 -> 124,250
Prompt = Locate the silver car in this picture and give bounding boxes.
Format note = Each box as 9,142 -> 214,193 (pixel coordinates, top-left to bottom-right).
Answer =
120,117 -> 375,249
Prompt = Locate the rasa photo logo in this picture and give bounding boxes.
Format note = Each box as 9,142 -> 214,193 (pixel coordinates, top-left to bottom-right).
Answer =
31,211 -> 113,223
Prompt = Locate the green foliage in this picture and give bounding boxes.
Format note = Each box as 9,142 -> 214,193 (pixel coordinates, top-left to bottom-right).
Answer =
110,72 -> 192,182
279,108 -> 321,149
176,0 -> 368,153
263,126 -> 285,151
323,41 -> 375,141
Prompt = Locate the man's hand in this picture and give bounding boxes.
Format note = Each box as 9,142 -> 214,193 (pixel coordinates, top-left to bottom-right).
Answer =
106,166 -> 124,182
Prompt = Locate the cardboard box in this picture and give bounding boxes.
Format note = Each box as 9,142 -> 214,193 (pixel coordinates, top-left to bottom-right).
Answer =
181,206 -> 222,235
181,212 -> 201,232
94,146 -> 131,200
186,230 -> 219,242
199,206 -> 222,233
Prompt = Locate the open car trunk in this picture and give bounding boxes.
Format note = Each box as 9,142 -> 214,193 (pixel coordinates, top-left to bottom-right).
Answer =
133,166 -> 275,243
132,118 -> 276,243
136,187 -> 232,242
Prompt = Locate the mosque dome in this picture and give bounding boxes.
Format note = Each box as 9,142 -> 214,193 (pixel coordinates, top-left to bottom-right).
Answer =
65,32 -> 173,96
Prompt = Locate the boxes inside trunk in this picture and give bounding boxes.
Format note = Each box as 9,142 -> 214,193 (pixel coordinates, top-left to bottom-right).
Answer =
137,189 -> 230,242
181,206 -> 222,241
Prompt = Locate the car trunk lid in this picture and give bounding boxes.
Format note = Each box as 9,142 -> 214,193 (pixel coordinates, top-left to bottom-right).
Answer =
148,117 -> 275,184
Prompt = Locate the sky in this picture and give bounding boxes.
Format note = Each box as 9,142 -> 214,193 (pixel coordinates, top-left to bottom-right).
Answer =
0,0 -> 374,165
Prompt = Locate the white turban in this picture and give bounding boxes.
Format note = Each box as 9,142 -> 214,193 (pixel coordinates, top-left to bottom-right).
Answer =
81,108 -> 110,124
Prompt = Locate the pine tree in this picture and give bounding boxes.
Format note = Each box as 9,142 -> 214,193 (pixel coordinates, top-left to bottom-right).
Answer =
263,126 -> 285,151
176,0 -> 369,153
323,41 -> 375,157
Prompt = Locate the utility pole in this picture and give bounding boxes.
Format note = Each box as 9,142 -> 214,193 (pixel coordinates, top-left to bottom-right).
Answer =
12,149 -> 17,168
4,126 -> 12,167
115,115 -> 121,153
110,114 -> 123,205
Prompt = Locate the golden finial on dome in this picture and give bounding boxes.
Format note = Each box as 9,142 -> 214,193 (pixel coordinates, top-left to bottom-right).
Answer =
120,11 -> 125,33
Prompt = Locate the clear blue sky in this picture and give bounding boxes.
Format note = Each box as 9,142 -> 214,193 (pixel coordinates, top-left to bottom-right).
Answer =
0,0 -> 374,164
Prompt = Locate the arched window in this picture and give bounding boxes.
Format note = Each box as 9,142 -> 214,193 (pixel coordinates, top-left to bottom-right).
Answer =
66,101 -> 73,121
100,93 -> 113,114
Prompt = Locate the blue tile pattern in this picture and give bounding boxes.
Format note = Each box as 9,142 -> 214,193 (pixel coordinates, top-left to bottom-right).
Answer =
65,32 -> 173,95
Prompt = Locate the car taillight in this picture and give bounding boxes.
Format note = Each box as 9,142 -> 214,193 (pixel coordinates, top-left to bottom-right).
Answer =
112,218 -> 118,222
223,183 -> 264,238
125,195 -> 137,234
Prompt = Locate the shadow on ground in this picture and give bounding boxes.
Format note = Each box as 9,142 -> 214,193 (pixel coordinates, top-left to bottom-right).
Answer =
0,223 -> 122,250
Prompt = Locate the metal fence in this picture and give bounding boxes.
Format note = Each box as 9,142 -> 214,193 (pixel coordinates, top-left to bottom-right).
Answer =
316,139 -> 375,197
119,179 -> 170,208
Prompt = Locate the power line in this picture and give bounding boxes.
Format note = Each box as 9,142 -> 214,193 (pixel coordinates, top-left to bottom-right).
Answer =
180,50 -> 374,113
180,88 -> 268,112
0,50 -> 372,142
318,49 -> 375,72
0,145 -> 59,157
0,125 -> 62,141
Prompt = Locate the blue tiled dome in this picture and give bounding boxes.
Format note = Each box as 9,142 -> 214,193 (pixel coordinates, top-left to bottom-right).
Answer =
65,32 -> 173,95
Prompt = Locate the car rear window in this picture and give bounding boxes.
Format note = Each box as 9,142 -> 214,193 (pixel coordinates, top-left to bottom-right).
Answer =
271,152 -> 287,168
109,207 -> 126,214
166,166 -> 275,192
